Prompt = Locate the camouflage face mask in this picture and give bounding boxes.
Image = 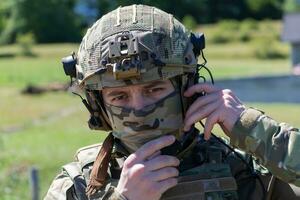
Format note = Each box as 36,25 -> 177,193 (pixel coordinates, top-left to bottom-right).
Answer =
104,89 -> 183,153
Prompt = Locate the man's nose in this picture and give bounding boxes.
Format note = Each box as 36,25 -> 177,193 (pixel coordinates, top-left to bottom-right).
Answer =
131,93 -> 147,110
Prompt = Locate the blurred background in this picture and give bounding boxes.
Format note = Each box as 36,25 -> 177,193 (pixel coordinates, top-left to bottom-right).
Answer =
1,0 -> 300,199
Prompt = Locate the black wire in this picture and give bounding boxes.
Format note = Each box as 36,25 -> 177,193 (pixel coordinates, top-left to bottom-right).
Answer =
71,91 -> 95,115
199,121 -> 253,170
199,120 -> 267,199
201,50 -> 207,65
72,91 -> 84,100
198,75 -> 206,83
196,51 -> 267,200
202,65 -> 214,85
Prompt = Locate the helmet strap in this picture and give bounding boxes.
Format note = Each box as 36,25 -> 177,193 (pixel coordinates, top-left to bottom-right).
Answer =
86,90 -> 112,131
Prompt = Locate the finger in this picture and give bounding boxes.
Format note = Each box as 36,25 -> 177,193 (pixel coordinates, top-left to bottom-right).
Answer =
203,112 -> 221,140
147,151 -> 161,161
183,100 -> 222,131
222,89 -> 242,104
145,155 -> 179,171
150,167 -> 179,182
184,83 -> 220,97
185,92 -> 220,118
220,123 -> 231,136
134,135 -> 175,162
157,178 -> 178,194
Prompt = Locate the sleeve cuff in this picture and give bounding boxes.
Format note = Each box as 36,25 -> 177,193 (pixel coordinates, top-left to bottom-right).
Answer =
230,108 -> 264,146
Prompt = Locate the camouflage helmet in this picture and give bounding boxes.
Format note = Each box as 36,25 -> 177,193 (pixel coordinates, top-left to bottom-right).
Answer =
62,4 -> 205,130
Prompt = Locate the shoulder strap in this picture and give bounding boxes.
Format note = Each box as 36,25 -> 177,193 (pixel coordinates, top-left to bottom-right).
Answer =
75,143 -> 102,168
86,132 -> 114,197
62,162 -> 88,200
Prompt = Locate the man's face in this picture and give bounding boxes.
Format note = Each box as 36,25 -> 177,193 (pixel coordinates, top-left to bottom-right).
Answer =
102,80 -> 175,109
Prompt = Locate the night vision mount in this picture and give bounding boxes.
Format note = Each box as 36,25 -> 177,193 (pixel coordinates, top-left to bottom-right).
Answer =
107,32 -> 144,80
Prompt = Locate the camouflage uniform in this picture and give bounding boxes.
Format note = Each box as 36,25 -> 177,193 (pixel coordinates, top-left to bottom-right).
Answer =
45,4 -> 300,200
231,108 -> 300,189
45,108 -> 300,200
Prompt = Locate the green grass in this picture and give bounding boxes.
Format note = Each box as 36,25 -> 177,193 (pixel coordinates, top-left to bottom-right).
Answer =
0,43 -> 78,87
0,88 -> 77,126
0,88 -> 103,199
0,20 -> 299,199
0,57 -> 65,87
0,109 -> 106,199
208,58 -> 291,80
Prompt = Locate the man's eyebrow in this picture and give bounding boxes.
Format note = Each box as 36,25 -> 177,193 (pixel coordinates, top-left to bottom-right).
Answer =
105,90 -> 125,97
143,81 -> 167,89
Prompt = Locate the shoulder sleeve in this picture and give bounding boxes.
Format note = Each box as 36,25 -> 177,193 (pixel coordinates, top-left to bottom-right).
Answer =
230,108 -> 300,186
44,170 -> 77,200
45,170 -> 127,200
45,143 -> 127,200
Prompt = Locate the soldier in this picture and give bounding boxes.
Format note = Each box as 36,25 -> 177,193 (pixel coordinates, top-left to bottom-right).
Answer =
45,4 -> 300,200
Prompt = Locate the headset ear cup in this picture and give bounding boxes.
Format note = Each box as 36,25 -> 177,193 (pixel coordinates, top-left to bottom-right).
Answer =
85,92 -> 103,130
85,91 -> 112,131
88,116 -> 103,130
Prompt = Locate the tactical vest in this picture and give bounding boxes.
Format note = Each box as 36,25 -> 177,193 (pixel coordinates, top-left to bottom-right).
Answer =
161,136 -> 245,200
62,136 -> 300,200
161,163 -> 238,200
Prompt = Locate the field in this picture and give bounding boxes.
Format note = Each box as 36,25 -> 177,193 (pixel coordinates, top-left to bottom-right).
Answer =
1,20 -> 300,199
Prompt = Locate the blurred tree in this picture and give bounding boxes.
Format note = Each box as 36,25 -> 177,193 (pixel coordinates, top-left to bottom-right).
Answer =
75,0 -> 98,26
0,0 -> 82,44
284,0 -> 300,12
16,32 -> 36,56
0,0 -> 24,44
94,0 -> 284,23
0,0 -> 290,44
198,0 -> 250,22
18,0 -> 82,43
182,15 -> 198,30
0,1 -> 7,33
246,0 -> 284,19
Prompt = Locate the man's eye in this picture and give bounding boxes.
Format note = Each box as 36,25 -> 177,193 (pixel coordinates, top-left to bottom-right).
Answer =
147,88 -> 163,93
112,95 -> 127,102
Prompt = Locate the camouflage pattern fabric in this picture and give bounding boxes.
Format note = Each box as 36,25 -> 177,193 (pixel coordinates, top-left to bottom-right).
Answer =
231,107 -> 300,186
75,4 -> 197,91
45,135 -> 243,200
45,108 -> 300,200
105,88 -> 183,153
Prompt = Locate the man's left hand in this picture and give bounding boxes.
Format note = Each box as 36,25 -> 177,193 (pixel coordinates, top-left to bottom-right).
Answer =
183,83 -> 246,140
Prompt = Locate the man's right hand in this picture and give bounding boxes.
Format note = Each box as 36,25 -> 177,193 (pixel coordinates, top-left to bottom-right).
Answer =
116,135 -> 180,200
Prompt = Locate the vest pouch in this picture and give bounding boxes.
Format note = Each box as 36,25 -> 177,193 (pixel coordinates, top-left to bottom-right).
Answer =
161,163 -> 238,200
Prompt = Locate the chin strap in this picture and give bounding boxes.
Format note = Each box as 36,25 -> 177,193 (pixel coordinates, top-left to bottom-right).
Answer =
86,132 -> 114,197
